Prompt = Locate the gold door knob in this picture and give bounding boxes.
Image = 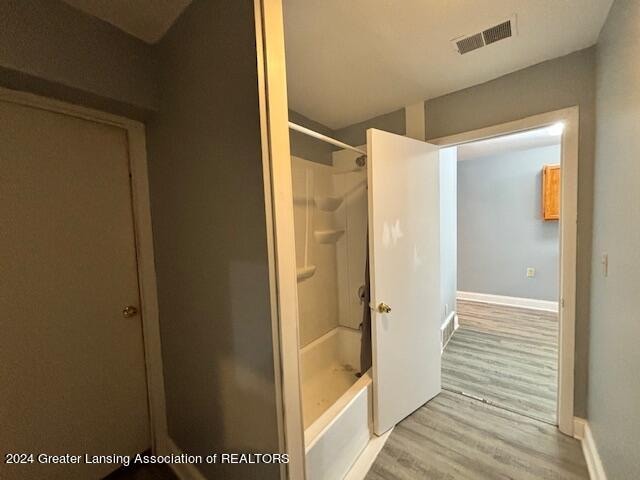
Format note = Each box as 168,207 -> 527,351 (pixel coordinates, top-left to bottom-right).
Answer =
377,302 -> 392,314
122,305 -> 138,318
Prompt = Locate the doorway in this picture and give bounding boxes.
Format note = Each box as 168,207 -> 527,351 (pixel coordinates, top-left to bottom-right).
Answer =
443,125 -> 562,424
0,90 -> 160,480
432,107 -> 579,435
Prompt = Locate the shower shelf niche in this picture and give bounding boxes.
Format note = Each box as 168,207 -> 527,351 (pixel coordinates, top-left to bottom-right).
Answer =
315,195 -> 343,212
296,265 -> 317,282
314,229 -> 345,244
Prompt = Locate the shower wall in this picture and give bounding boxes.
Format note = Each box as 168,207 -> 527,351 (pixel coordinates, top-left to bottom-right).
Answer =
292,147 -> 369,347
333,149 -> 369,331
292,156 -> 340,347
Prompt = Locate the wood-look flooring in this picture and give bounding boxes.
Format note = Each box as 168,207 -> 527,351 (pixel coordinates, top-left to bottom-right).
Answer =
366,390 -> 588,480
442,300 -> 558,423
365,300 -> 578,479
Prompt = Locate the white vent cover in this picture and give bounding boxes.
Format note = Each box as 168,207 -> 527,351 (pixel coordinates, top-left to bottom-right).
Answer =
451,15 -> 517,55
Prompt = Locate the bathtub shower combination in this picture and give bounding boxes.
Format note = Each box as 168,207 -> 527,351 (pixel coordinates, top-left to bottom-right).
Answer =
289,123 -> 445,480
291,139 -> 372,479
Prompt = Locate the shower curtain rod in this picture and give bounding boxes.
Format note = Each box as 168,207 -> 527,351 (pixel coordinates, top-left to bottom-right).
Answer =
288,121 -> 366,155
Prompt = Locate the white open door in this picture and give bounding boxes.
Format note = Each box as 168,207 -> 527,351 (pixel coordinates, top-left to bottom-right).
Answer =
367,128 -> 442,435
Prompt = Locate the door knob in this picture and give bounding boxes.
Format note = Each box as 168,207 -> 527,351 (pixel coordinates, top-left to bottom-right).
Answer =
377,302 -> 392,314
122,305 -> 138,318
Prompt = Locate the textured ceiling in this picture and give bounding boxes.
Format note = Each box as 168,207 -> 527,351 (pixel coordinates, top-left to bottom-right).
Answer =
283,0 -> 613,129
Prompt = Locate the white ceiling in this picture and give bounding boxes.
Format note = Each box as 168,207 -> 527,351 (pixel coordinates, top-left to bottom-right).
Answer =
62,0 -> 191,44
283,0 -> 613,129
457,125 -> 562,161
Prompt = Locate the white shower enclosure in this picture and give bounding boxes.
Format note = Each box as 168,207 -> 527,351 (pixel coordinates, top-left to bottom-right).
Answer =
289,126 -> 443,479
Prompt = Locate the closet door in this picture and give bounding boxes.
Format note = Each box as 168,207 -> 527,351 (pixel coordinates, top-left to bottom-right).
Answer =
367,129 -> 441,435
0,99 -> 150,479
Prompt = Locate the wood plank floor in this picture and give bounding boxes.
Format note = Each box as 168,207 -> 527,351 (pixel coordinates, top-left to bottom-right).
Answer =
442,300 -> 558,423
366,390 -> 588,480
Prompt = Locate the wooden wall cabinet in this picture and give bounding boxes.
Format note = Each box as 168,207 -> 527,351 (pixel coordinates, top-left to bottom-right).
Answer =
542,164 -> 561,220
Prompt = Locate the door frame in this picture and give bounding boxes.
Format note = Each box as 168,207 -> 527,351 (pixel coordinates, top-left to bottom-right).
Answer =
0,87 -> 168,451
429,106 -> 579,436
255,1 -> 306,479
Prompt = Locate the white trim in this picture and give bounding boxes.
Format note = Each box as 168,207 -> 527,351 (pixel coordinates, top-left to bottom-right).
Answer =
254,3 -> 288,478
344,429 -> 392,480
127,122 -> 169,456
457,291 -> 559,313
573,418 -> 608,480
573,417 -> 586,440
432,107 -> 579,436
256,1 -> 306,479
0,87 -> 168,455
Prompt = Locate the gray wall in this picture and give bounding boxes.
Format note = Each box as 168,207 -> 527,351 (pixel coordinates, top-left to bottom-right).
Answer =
147,1 -> 280,479
1,2 -> 283,478
588,1 -> 640,478
289,109 -> 335,164
288,108 -> 405,164
458,145 -> 560,302
336,48 -> 595,414
424,47 -> 595,417
334,108 -> 405,147
0,0 -> 158,118
440,147 -> 457,325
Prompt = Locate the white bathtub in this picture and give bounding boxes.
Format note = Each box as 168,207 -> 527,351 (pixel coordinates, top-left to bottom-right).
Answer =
300,327 -> 372,480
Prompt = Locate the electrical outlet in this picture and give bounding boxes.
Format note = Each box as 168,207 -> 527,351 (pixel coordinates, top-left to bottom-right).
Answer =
602,253 -> 608,277
526,267 -> 536,278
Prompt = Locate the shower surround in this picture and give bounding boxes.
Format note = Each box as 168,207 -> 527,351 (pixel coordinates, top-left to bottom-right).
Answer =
291,149 -> 371,480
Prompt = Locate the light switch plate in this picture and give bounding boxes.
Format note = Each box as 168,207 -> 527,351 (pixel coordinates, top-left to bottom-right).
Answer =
602,253 -> 608,277
526,267 -> 536,278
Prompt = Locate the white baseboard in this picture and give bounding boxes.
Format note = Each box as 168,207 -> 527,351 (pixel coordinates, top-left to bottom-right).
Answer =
164,436 -> 207,480
457,291 -> 559,313
344,428 -> 393,480
573,417 -> 608,480
573,417 -> 586,440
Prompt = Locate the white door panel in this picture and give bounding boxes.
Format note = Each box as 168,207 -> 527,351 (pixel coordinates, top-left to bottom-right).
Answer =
367,129 -> 441,434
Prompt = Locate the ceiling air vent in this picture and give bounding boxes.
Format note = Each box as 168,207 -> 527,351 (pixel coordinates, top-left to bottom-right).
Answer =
451,15 -> 517,55
483,20 -> 512,45
455,33 -> 485,54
